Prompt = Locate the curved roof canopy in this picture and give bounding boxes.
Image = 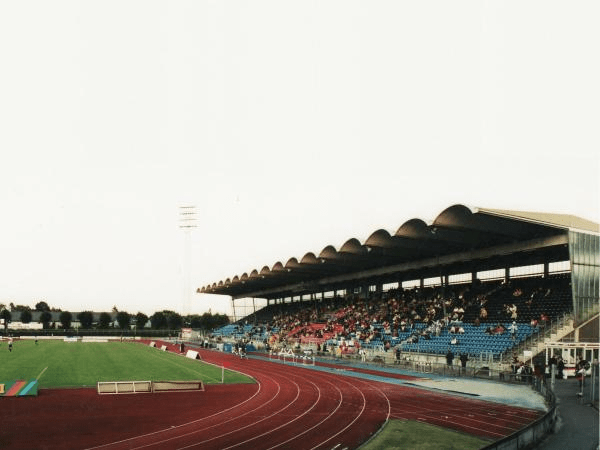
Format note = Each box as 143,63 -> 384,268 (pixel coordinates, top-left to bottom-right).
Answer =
198,204 -> 598,300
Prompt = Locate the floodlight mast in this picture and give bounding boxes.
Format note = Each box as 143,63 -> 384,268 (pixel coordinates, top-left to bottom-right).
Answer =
179,206 -> 197,316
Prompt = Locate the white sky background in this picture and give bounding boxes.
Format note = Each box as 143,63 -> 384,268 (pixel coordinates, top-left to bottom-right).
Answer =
0,1 -> 598,317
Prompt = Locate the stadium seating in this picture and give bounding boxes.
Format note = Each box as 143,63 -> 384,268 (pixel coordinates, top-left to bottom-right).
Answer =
212,275 -> 572,360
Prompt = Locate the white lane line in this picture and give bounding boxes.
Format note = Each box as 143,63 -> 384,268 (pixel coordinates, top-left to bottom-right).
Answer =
175,368 -> 303,450
308,374 -> 367,450
83,357 -> 265,450
266,375 -> 344,450
222,377 -> 328,450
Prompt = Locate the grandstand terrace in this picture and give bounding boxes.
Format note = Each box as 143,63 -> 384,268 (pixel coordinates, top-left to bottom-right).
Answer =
200,204 -> 599,367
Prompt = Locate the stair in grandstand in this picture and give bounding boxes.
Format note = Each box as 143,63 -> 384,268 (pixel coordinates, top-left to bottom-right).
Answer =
514,313 -> 575,361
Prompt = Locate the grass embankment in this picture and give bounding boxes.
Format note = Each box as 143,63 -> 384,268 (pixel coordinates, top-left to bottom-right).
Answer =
0,340 -> 252,388
361,420 -> 490,450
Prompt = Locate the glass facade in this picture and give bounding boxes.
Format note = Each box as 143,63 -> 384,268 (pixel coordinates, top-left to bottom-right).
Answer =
569,231 -> 600,324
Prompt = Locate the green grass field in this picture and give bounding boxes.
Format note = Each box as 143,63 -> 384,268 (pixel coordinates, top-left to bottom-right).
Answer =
0,340 -> 253,388
361,420 -> 490,450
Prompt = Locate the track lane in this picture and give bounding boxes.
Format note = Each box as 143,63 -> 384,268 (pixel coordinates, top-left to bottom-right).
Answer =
1,344 -> 546,450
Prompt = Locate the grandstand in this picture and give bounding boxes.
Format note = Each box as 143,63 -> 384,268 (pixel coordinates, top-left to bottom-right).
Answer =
200,204 -> 599,371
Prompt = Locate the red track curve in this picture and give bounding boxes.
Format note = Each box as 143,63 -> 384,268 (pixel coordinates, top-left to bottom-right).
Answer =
0,345 -> 544,450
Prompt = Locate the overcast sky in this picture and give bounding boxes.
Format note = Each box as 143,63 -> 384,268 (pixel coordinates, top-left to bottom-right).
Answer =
1,1 -> 598,317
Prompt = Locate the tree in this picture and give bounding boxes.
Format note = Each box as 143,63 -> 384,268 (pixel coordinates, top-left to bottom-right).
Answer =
35,301 -> 50,312
77,311 -> 94,329
150,311 -> 167,329
199,312 -> 213,329
98,312 -> 112,329
20,310 -> 33,324
213,313 -> 230,329
59,311 -> 72,329
198,312 -> 230,330
40,311 -> 52,329
1,309 -> 11,332
188,314 -> 202,329
116,311 -> 130,329
135,312 -> 148,329
11,304 -> 31,312
166,311 -> 183,330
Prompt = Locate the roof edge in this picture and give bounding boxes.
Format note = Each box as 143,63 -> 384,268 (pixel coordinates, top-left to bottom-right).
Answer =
476,207 -> 600,234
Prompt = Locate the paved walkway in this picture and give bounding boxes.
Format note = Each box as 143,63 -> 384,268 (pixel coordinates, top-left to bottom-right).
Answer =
532,377 -> 599,450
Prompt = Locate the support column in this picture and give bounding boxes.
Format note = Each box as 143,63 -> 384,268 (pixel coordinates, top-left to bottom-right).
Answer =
231,297 -> 237,323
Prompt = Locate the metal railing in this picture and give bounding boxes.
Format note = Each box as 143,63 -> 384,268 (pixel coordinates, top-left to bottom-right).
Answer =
505,312 -> 573,364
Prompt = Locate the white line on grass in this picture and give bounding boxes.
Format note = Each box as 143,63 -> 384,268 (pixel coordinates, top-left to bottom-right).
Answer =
36,366 -> 48,381
144,347 -> 222,383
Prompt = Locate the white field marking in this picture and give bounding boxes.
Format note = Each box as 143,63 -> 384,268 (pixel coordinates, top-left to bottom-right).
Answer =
389,402 -> 524,433
386,383 -> 544,417
36,366 -> 48,380
139,369 -> 287,450
417,417 -> 509,439
387,402 -> 527,428
173,368 -> 306,450
265,375 -> 345,450
190,349 -> 252,381
387,397 -> 537,427
387,390 -> 543,419
389,413 -> 507,438
270,360 -> 391,450
142,347 -> 222,383
308,374 -> 368,450
417,403 -> 530,428
82,366 -> 264,450
168,347 -> 254,385
307,377 -> 391,450
220,375 -> 327,450
388,398 -> 537,432
176,356 -> 380,450
116,364 -> 290,450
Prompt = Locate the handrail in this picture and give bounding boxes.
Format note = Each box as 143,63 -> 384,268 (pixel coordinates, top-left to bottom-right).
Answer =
509,312 -> 573,364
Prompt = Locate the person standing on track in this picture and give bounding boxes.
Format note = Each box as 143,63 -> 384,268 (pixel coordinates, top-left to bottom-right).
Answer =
459,352 -> 469,374
446,348 -> 454,368
360,347 -> 367,363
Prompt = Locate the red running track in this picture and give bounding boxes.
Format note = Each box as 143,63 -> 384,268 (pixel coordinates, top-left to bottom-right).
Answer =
0,346 -> 544,450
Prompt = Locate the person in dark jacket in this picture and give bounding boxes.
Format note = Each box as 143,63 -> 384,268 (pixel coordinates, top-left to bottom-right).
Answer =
459,353 -> 469,374
446,349 -> 454,367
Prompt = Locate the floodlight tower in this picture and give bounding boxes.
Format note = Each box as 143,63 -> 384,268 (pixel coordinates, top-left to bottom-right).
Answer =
179,206 -> 197,316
